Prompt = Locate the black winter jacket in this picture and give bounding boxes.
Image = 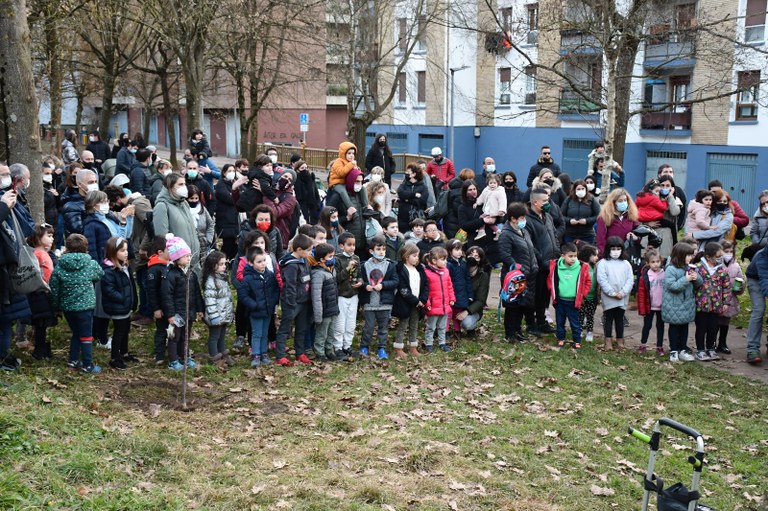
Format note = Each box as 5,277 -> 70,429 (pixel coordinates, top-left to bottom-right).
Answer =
442,177 -> 464,238
392,262 -> 429,318
237,220 -> 284,261
467,268 -> 491,317
457,198 -> 486,246
43,186 -> 59,226
560,196 -> 601,240
161,265 -> 203,321
146,258 -> 169,313
101,263 -> 137,317
279,253 -> 311,307
311,265 -> 340,321
447,257 -> 473,309
238,264 -> 279,319
238,168 -> 277,212
295,170 -> 320,222
396,179 -> 428,232
525,210 -> 559,265
498,222 -> 539,308
526,158 -> 562,188
365,139 -> 396,183
215,179 -> 239,238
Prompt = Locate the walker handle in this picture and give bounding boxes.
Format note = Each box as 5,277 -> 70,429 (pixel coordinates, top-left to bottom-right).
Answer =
659,417 -> 702,440
628,426 -> 651,444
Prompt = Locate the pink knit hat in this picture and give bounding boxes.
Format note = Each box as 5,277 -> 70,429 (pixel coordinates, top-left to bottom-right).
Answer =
166,234 -> 191,261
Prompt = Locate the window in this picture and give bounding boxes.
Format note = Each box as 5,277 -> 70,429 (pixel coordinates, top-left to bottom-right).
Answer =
746,0 -> 766,42
525,66 -> 537,104
398,18 -> 407,52
671,76 -> 690,107
501,7 -> 513,32
417,71 -> 426,104
527,4 -> 539,44
398,72 -> 407,104
417,15 -> 427,51
737,70 -> 760,120
498,67 -> 511,105
419,134 -> 444,155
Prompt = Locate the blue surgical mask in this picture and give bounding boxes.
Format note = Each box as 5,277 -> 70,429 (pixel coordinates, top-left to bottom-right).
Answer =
659,188 -> 670,197
331,220 -> 339,227
325,257 -> 336,266
371,252 -> 385,260
616,201 -> 628,212
517,220 -> 527,230
187,170 -> 199,179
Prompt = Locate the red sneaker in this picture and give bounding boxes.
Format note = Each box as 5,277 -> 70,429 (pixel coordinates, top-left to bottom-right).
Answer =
276,357 -> 294,366
296,354 -> 313,365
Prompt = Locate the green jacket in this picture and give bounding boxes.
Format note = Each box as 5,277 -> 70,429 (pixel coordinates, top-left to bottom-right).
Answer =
49,253 -> 104,311
153,188 -> 201,270
335,250 -> 362,298
467,268 -> 490,317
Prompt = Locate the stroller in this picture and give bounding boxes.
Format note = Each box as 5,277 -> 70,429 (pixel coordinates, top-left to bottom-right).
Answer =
628,417 -> 715,511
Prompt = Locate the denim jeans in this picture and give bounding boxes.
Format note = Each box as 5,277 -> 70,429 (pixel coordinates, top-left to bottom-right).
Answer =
425,314 -> 448,346
745,278 -> 765,354
64,310 -> 94,365
250,317 -> 270,356
461,312 -> 481,331
555,299 -> 582,343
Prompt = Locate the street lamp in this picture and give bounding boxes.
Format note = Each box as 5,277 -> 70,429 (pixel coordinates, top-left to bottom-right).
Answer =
449,65 -> 470,161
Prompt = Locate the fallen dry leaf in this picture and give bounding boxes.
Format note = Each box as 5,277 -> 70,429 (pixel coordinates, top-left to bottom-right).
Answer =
148,403 -> 161,418
228,387 -> 243,393
591,484 -> 615,496
272,459 -> 287,469
41,395 -> 52,404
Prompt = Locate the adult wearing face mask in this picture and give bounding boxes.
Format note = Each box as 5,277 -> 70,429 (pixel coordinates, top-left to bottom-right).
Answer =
526,168 -> 566,207
186,184 -> 215,256
457,180 -> 486,246
61,129 -> 80,167
443,168 -> 474,239
82,190 -> 134,263
80,150 -> 96,174
692,190 -> 734,248
214,164 -> 240,260
396,163 -> 429,233
525,188 -> 560,336
272,174 -> 299,250
153,173 -> 201,271
655,176 -> 682,258
42,162 -> 60,226
129,149 -> 153,197
596,188 -> 639,254
293,159 -> 321,224
365,134 -> 396,186
148,159 -> 172,206
526,146 -> 561,189
363,166 -> 392,216
111,132 -> 130,159
708,180 -> 749,235
184,160 -> 216,215
62,169 -> 100,236
749,191 -> 768,253
474,157 -> 497,192
502,171 -> 525,204
328,168 -> 368,258
237,204 -> 284,260
116,139 -> 137,176
561,179 -> 600,244
425,147 -> 455,191
86,131 -> 111,173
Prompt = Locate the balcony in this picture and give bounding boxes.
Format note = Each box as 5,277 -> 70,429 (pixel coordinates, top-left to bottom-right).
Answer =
640,108 -> 692,131
559,89 -> 601,115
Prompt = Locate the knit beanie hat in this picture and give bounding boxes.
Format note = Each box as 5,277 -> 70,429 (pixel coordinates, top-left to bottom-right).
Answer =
166,234 -> 191,261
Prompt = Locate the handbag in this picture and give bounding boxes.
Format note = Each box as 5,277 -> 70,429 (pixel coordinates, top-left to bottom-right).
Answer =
9,212 -> 49,294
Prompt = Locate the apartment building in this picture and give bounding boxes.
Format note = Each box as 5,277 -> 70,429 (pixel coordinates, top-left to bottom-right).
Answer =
369,0 -> 768,207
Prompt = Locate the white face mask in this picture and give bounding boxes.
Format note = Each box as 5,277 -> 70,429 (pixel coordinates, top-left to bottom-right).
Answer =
610,249 -> 622,260
0,177 -> 11,189
575,189 -> 586,198
375,195 -> 385,205
190,204 -> 201,213
353,184 -> 362,192
176,186 -> 189,198
225,171 -> 236,181
370,174 -> 382,183
86,183 -> 99,193
43,174 -> 53,184
486,164 -> 496,173
763,204 -> 768,214
89,136 -> 96,142
723,253 -> 733,263
162,169 -> 172,176
586,183 -> 595,191
269,155 -> 278,164
98,203 -> 110,214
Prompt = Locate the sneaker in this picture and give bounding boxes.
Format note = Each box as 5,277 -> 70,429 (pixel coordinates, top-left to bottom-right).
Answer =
359,347 -> 369,357
514,332 -> 527,344
527,328 -> 541,338
585,332 -> 594,342
97,337 -> 112,350
233,336 -> 245,349
155,358 -> 165,366
556,340 -> 565,347
538,324 -> 555,335
334,350 -> 349,361
168,360 -> 184,371
638,344 -> 647,353
325,351 -> 337,362
123,354 -> 139,363
377,348 -> 388,360
706,350 -> 719,361
695,350 -> 711,361
425,345 -> 434,353
669,351 -> 680,363
572,342 -> 582,350
186,358 -> 198,369
656,347 -> 665,356
316,355 -> 329,363
474,229 -> 486,240
251,356 -> 261,367
679,351 -> 695,362
109,359 -> 127,371
715,345 -> 732,355
747,351 -> 763,365
439,344 -> 452,353
296,354 -> 312,365
0,356 -> 21,372
260,355 -> 273,365
81,363 -> 102,374
66,360 -> 82,371
276,357 -> 294,366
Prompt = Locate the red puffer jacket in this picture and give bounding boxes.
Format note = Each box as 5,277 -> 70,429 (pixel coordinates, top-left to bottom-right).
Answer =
547,259 -> 592,309
424,264 -> 456,315
635,193 -> 668,223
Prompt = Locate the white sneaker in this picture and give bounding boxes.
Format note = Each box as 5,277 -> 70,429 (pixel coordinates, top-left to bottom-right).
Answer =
585,331 -> 594,342
679,351 -> 695,362
706,350 -> 719,360
98,337 -> 112,350
669,351 -> 680,363
695,350 -> 710,361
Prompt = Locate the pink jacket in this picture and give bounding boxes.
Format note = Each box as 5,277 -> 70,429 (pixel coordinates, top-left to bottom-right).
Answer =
721,259 -> 745,318
686,200 -> 711,234
424,264 -> 456,315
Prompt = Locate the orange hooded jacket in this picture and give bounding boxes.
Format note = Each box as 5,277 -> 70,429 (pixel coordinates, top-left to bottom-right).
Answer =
329,141 -> 358,187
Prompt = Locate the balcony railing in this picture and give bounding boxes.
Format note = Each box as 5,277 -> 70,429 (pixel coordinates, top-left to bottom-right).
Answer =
640,109 -> 692,130
644,38 -> 696,64
559,90 -> 601,114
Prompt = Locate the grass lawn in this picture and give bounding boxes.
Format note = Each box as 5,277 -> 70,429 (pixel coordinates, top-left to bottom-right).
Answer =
1,317 -> 767,511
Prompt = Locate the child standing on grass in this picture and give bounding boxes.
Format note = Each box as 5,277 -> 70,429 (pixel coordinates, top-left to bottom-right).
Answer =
547,242 -> 591,349
662,242 -> 701,363
423,246 -> 456,353
637,248 -> 666,355
238,247 -> 280,367
360,236 -> 399,359
162,235 -> 203,371
49,234 -> 105,373
334,232 -> 363,361
446,239 -> 473,339
693,241 -> 731,361
577,244 -> 599,343
596,236 -> 634,351
100,237 -> 137,370
310,243 -> 340,362
146,236 -> 170,366
275,233 -> 314,366
202,250 -> 235,367
27,224 -> 56,360
716,240 -> 744,355
393,243 -> 429,358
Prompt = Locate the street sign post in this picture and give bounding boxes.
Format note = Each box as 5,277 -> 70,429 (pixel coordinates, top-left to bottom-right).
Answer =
299,113 -> 309,143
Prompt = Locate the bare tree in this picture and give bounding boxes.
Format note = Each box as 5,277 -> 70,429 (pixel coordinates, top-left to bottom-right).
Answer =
0,0 -> 44,221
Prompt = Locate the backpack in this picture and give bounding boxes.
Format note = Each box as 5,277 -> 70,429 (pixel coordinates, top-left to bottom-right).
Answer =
500,264 -> 528,305
430,188 -> 450,220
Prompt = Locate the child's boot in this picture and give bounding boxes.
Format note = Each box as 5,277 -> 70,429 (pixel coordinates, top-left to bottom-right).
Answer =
616,338 -> 625,350
394,348 -> 407,359
222,350 -> 235,366
408,346 -> 420,357
716,325 -> 731,354
604,338 -> 614,351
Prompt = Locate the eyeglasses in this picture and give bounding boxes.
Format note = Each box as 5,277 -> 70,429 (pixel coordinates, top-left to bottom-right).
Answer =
542,152 -> 551,155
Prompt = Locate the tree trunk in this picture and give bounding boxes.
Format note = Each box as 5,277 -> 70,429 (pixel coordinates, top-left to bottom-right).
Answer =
248,117 -> 259,163
99,73 -> 116,143
143,106 -> 151,142
159,69 -> 178,169
74,84 -> 84,135
235,74 -> 250,160
348,116 -> 367,158
0,0 -> 44,222
182,45 -> 206,137
612,38 -> 639,167
45,14 -> 62,157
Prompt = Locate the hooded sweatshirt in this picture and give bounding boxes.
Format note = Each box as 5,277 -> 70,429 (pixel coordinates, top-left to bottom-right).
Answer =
329,142 -> 358,187
49,252 -> 104,311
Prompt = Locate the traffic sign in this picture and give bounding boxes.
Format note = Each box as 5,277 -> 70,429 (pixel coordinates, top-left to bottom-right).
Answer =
300,125 -> 309,132
299,113 -> 309,125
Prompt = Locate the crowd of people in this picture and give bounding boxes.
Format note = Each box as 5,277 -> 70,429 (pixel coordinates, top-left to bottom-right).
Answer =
1,133 -> 767,374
